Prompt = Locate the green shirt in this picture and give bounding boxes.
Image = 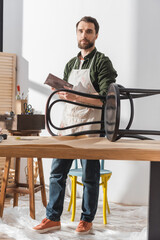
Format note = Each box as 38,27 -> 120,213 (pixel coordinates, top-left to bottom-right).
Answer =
63,48 -> 117,97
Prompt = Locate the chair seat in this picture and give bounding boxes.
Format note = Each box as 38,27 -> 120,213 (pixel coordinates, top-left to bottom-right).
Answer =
69,168 -> 112,177
100,169 -> 112,175
69,168 -> 83,177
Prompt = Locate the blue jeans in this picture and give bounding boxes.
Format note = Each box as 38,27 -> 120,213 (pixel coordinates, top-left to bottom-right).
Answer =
46,158 -> 100,222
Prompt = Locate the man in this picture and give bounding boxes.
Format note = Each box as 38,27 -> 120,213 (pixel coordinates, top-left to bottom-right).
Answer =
33,16 -> 117,235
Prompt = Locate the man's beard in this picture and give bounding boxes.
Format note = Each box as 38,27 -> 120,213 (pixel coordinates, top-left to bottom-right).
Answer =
78,39 -> 94,49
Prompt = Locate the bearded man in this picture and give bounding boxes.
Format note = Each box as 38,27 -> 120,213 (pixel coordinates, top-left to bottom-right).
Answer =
33,16 -> 117,235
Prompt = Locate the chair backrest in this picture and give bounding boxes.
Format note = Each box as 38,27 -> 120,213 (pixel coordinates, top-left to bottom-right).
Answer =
100,160 -> 104,170
74,159 -> 78,169
74,159 -> 104,170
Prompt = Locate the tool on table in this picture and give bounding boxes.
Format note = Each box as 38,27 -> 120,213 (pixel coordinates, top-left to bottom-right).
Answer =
0,134 -> 7,143
24,103 -> 33,115
16,85 -> 21,99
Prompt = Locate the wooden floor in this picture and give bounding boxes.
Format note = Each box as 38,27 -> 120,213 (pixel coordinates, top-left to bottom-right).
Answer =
0,194 -> 16,240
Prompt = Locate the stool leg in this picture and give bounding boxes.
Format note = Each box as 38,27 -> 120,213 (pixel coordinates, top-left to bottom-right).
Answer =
27,158 -> 35,219
0,157 -> 11,218
37,158 -> 47,207
13,158 -> 20,207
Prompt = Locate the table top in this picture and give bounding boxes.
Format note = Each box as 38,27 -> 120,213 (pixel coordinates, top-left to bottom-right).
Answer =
0,135 -> 160,161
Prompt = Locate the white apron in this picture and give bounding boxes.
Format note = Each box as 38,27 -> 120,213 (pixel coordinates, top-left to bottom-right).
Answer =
59,53 -> 102,136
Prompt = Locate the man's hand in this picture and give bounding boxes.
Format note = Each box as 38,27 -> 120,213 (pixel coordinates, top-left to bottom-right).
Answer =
58,88 -> 77,101
52,86 -> 76,101
51,87 -> 56,92
51,87 -> 102,106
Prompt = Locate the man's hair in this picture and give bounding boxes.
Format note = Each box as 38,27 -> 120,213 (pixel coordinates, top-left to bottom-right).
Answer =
76,16 -> 99,34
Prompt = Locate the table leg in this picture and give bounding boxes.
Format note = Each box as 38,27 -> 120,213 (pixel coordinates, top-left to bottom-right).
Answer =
0,157 -> 11,218
148,161 -> 160,240
13,157 -> 20,207
37,158 -> 47,207
27,158 -> 35,219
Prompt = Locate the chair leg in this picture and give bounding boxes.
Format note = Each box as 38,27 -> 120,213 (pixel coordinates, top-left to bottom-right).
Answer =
71,176 -> 77,222
37,158 -> 47,207
13,158 -> 20,207
106,179 -> 110,214
27,158 -> 35,219
0,157 -> 11,218
68,176 -> 73,212
102,176 -> 107,224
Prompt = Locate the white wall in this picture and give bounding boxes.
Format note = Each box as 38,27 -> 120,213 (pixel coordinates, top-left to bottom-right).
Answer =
3,0 -> 160,205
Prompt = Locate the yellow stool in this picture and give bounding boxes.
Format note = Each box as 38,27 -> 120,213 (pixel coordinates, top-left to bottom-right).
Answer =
68,160 -> 112,224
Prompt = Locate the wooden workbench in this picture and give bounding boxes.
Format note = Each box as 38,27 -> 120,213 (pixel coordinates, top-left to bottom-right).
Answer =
0,135 -> 160,240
